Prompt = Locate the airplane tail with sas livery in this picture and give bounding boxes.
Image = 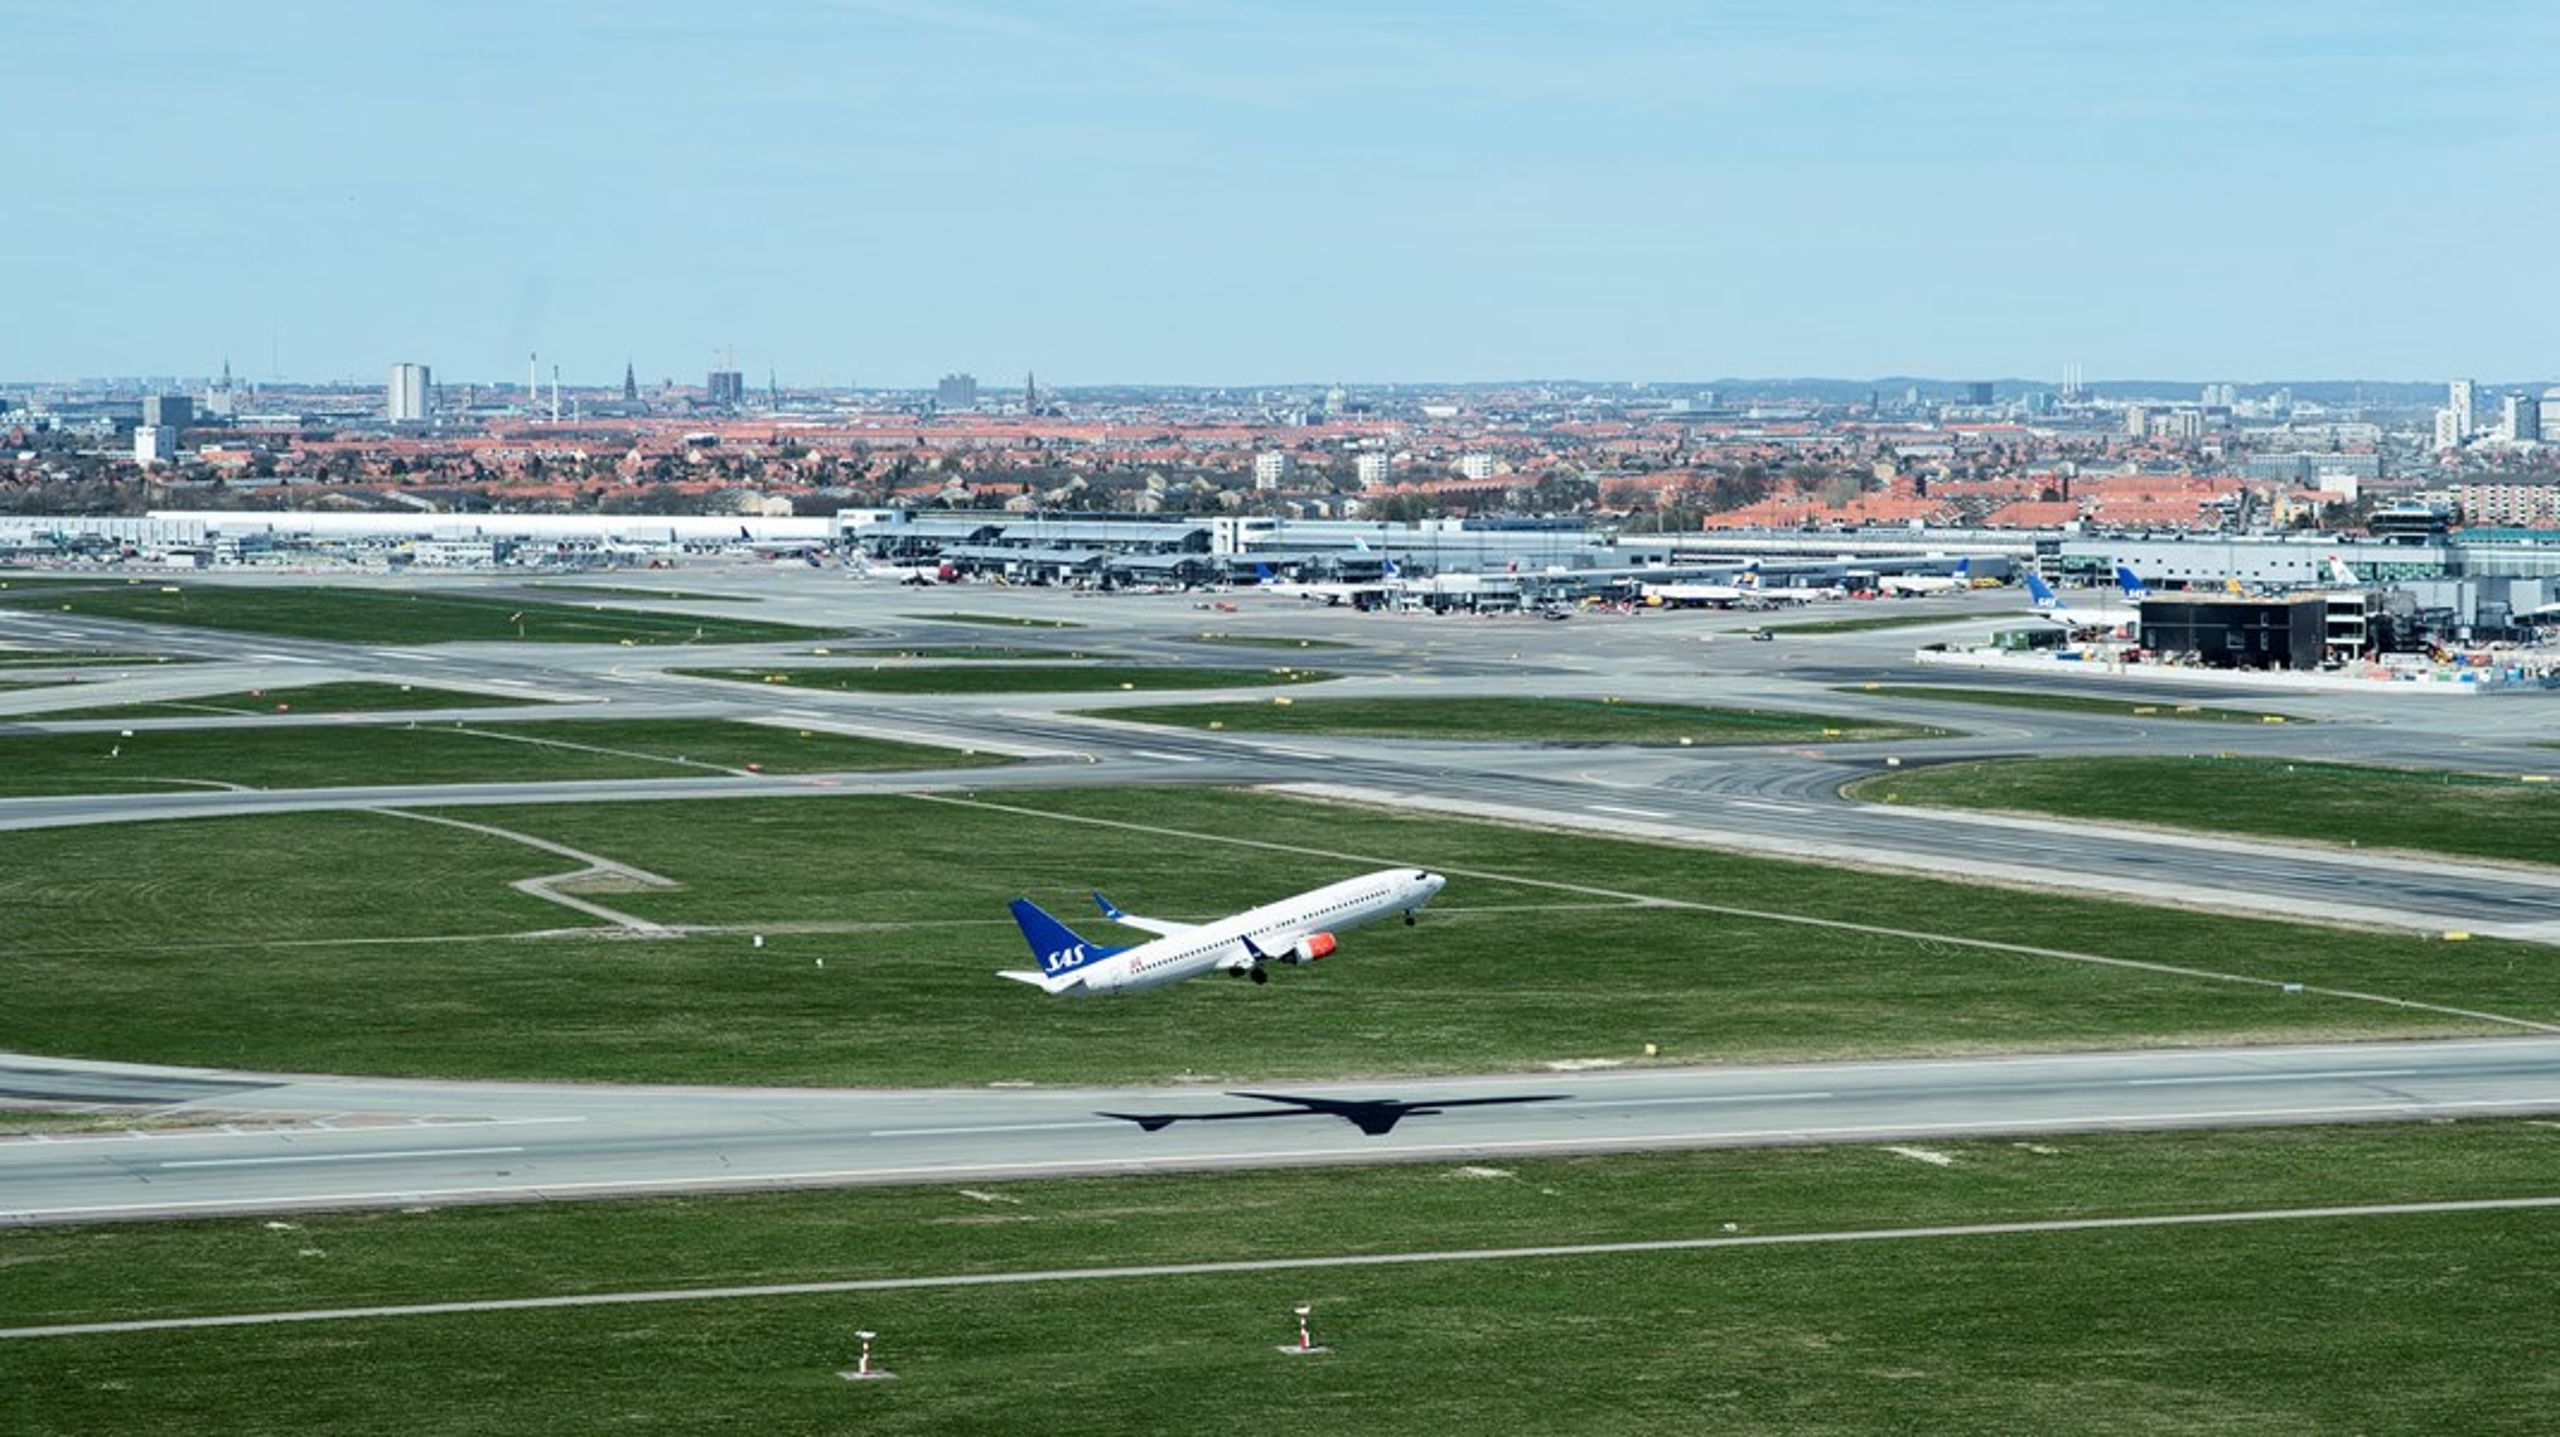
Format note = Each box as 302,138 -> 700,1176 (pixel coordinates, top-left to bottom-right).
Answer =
999,899 -> 1125,994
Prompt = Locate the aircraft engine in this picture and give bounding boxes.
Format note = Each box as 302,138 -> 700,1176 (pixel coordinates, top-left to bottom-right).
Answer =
1285,933 -> 1338,965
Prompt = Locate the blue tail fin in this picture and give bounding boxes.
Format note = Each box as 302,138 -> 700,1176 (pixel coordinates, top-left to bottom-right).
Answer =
1008,898 -> 1121,976
2025,573 -> 2062,609
1382,555 -> 1400,579
1954,558 -> 1971,580
1255,563 -> 1276,583
2115,565 -> 2150,597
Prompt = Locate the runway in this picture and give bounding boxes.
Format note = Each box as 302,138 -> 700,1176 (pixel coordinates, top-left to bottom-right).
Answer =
8,1037 -> 2560,1225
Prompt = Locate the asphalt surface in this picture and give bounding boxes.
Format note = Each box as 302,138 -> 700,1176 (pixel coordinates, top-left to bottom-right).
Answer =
7,568 -> 2560,1222
7,579 -> 2560,938
7,1038 -> 2558,1225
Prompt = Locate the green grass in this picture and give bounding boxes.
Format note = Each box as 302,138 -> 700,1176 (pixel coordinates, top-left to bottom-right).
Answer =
1840,684 -> 2306,724
0,585 -> 833,645
1855,756 -> 2560,869
0,787 -> 2538,1087
1086,696 -> 1941,745
1761,610 -> 1982,635
23,681 -> 554,720
678,664 -> 1338,695
0,650 -> 187,669
815,644 -> 1110,660
0,573 -> 122,588
6,1123 -> 2558,1434
0,720 -> 1004,798
902,611 -> 1083,629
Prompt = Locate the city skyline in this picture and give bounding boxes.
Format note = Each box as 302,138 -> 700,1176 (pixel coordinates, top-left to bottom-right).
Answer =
12,0 -> 2557,384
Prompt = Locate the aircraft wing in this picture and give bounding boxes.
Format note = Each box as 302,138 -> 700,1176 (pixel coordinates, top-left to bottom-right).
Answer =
1093,891 -> 1200,938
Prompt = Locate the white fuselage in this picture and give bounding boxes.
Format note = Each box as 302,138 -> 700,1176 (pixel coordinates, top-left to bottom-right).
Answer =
1079,868 -> 1444,996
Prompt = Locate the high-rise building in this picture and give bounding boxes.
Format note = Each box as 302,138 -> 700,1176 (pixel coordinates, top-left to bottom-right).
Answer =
2434,407 -> 2466,451
936,373 -> 979,410
2505,392 -> 2542,443
706,370 -> 745,407
2448,378 -> 2477,440
2123,405 -> 2150,438
1966,381 -> 1995,406
133,425 -> 177,466
142,394 -> 194,429
1456,453 -> 1497,480
387,363 -> 432,423
1252,451 -> 1293,491
1353,453 -> 1391,487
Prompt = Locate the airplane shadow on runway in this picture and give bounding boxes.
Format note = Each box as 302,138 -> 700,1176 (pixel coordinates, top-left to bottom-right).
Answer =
1098,1091 -> 1569,1137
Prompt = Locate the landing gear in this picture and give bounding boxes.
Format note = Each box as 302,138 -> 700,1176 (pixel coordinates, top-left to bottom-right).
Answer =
1250,966 -> 1270,986
1403,911 -> 1417,927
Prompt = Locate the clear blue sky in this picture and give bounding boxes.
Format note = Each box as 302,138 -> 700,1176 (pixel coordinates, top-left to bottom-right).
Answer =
10,0 -> 2554,386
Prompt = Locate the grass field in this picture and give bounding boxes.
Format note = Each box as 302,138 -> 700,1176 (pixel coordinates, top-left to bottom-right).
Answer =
1760,610 -> 1982,635
0,585 -> 833,645
0,650 -> 187,669
0,719 -> 1002,798
678,664 -> 1337,695
1840,684 -> 2305,724
1085,696 -> 1941,745
5,1123 -> 2556,1434
817,644 -> 1109,660
1855,756 -> 2560,868
22,681 -> 552,720
902,611 -> 1082,629
0,787 -> 2537,1086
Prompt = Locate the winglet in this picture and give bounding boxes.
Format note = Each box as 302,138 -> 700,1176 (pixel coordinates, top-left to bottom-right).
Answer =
1092,891 -> 1127,922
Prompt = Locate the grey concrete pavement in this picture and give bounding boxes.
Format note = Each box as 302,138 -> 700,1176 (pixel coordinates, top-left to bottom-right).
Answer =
7,1038 -> 2558,1224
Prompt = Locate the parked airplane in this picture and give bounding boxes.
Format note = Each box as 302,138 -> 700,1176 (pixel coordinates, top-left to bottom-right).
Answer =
1639,576 -> 1752,607
2024,569 -> 2143,629
852,556 -> 948,584
999,868 -> 1447,995
2327,556 -> 2365,587
1253,555 -> 1399,605
1878,558 -> 1973,596
1726,561 -> 1837,604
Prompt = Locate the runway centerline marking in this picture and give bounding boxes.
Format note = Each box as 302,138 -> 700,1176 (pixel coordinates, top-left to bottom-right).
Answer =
24,1094 -> 2560,1225
870,1121 -> 1122,1138
156,1145 -> 526,1170
2126,1068 -> 2422,1087
10,1194 -> 2558,1340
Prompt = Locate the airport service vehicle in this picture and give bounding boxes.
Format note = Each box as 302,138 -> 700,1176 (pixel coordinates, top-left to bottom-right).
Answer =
1877,558 -> 1973,596
2024,568 -> 2146,629
1000,868 -> 1447,995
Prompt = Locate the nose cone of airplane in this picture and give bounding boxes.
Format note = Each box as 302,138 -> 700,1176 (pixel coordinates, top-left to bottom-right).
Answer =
1416,870 -> 1447,897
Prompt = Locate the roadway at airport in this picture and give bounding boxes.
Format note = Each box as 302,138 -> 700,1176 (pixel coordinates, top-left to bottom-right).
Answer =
7,581 -> 2560,939
7,1037 -> 2560,1225
11,572 -> 2560,1228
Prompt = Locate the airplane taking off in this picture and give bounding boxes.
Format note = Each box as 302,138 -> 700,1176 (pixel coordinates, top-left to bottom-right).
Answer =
1000,868 -> 1446,995
1878,558 -> 1972,596
2024,569 -> 2144,629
